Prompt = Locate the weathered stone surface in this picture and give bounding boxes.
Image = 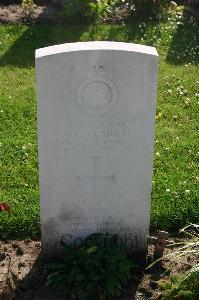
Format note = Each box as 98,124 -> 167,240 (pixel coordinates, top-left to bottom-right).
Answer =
36,41 -> 158,256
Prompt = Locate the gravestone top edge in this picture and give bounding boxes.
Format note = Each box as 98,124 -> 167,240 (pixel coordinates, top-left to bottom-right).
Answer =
35,41 -> 158,59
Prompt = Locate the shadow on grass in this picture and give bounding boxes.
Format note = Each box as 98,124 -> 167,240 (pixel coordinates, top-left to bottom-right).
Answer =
0,21 -> 149,68
0,3 -> 165,70
166,8 -> 199,65
0,24 -> 90,68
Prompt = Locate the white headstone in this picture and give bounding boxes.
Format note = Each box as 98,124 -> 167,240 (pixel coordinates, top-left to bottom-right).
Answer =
36,42 -> 158,256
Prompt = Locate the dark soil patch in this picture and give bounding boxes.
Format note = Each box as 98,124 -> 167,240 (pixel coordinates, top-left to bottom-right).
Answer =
0,4 -> 62,25
0,239 -> 198,300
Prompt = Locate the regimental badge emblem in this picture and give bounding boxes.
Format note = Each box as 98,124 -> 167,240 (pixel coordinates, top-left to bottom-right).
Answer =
75,75 -> 119,116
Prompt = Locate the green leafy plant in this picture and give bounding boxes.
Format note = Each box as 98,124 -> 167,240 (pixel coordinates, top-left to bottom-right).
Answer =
61,0 -> 120,21
61,0 -> 170,22
22,0 -> 36,20
95,0 -> 119,19
46,233 -> 133,300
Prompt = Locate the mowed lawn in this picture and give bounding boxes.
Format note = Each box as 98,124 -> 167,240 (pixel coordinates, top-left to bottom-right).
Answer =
0,12 -> 198,239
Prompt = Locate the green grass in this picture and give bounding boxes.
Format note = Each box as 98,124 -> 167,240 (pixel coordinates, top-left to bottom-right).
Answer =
0,9 -> 198,239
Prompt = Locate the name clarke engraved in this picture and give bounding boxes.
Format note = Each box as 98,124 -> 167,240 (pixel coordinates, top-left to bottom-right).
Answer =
59,119 -> 135,150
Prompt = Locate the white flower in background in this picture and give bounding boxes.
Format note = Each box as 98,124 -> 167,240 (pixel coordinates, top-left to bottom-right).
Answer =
185,190 -> 190,194
166,189 -> 170,192
183,97 -> 191,107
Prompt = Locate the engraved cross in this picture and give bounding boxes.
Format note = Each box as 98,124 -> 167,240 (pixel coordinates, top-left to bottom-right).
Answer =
78,157 -> 115,210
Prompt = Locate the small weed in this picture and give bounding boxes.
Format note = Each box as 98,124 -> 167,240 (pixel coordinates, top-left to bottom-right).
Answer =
22,0 -> 36,22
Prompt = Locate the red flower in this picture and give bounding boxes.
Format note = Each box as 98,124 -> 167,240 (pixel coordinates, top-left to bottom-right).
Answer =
0,203 -> 10,212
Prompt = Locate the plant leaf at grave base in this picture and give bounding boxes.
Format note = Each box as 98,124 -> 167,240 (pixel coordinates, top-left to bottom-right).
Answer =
46,233 -> 133,300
